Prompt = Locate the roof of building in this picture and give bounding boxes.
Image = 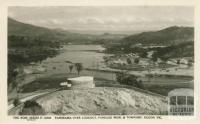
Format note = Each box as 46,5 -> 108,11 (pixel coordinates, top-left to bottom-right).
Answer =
67,76 -> 93,82
168,88 -> 193,96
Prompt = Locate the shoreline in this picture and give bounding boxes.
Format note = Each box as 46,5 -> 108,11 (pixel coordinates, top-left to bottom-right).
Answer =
85,67 -> 194,78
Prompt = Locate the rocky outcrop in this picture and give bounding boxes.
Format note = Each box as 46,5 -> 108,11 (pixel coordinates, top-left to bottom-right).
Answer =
36,87 -> 167,115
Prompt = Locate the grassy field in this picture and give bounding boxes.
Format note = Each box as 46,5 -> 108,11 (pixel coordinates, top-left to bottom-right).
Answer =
144,83 -> 193,96
21,73 -> 73,93
20,70 -> 193,96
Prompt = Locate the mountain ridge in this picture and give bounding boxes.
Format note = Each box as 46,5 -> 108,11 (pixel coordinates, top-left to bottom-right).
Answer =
122,26 -> 194,46
8,18 -> 96,43
8,18 -> 127,44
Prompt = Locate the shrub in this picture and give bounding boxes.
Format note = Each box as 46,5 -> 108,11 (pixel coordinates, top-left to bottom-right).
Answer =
134,58 -> 140,64
13,98 -> 21,107
140,51 -> 148,58
75,63 -> 83,76
126,58 -> 132,64
19,100 -> 45,115
116,72 -> 145,89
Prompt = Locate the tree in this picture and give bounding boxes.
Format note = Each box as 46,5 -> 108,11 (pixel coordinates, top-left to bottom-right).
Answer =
188,59 -> 193,68
134,58 -> 140,64
152,51 -> 159,62
14,64 -> 24,97
116,71 -> 127,83
137,80 -> 145,89
116,72 -> 145,89
152,57 -> 158,62
19,100 -> 45,115
69,65 -> 73,73
161,56 -> 169,62
126,58 -> 132,65
140,51 -> 147,58
177,59 -> 180,65
75,63 -> 83,76
13,98 -> 21,107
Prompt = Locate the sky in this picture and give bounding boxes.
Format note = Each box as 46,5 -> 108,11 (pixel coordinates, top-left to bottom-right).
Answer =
8,6 -> 194,33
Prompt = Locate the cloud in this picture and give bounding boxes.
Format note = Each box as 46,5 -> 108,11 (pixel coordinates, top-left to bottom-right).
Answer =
8,6 -> 194,31
50,19 -> 63,25
85,17 -> 105,24
8,11 -> 16,18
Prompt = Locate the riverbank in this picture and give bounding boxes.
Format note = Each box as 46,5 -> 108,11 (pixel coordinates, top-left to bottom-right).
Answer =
85,66 -> 194,77
8,44 -> 193,102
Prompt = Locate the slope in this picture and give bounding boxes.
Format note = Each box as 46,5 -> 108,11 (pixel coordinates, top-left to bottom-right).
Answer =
123,26 -> 194,46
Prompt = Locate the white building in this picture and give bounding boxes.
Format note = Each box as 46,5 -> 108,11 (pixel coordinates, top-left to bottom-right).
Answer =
60,76 -> 95,89
113,59 -> 127,65
180,59 -> 188,65
167,60 -> 177,65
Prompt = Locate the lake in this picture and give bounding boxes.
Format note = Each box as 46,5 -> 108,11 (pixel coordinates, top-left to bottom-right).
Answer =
22,44 -> 193,95
35,45 -> 192,82
38,45 -> 115,80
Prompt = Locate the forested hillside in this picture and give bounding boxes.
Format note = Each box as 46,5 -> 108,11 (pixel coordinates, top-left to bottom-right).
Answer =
122,26 -> 193,46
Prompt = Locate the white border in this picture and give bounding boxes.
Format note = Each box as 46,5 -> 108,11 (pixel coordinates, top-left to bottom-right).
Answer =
0,0 -> 200,124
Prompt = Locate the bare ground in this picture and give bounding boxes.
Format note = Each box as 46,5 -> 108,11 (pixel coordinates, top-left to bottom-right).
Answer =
36,87 -> 168,115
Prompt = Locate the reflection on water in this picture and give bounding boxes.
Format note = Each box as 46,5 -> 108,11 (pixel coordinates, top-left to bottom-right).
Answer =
32,45 -> 192,84
38,45 -> 114,80
22,45 -> 193,95
43,45 -> 107,69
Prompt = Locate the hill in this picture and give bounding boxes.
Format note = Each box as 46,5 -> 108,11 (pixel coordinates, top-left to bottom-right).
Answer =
106,26 -> 194,59
8,18 -> 126,44
8,18 -> 96,43
152,42 -> 194,60
122,26 -> 194,46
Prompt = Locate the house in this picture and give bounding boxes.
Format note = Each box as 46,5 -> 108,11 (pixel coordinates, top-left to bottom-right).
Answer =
60,82 -> 72,87
139,59 -> 149,66
167,60 -> 177,65
113,59 -> 127,65
130,43 -> 142,48
156,58 -> 163,63
180,58 -> 189,65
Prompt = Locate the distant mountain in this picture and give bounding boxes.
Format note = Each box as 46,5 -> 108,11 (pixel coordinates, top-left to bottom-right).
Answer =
8,18 -> 126,44
68,29 -> 143,35
8,18 -> 96,43
122,26 -> 194,46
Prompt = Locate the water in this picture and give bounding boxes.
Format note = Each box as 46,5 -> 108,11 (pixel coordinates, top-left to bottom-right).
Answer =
43,45 -> 106,67
39,45 -> 115,80
23,44 -> 193,95
37,44 -> 191,83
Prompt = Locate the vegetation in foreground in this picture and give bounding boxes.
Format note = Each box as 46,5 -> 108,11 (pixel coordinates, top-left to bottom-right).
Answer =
19,100 -> 45,115
8,36 -> 61,93
116,72 -> 145,89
